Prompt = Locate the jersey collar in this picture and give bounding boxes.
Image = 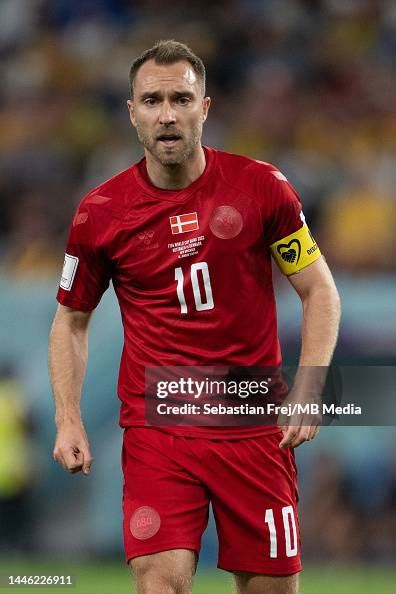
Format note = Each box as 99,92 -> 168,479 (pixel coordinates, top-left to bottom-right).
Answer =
133,146 -> 215,202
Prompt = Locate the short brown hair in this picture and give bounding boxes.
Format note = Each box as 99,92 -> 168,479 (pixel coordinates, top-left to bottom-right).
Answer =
129,39 -> 206,97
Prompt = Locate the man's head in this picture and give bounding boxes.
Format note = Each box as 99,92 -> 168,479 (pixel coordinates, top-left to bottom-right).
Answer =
129,40 -> 206,98
127,40 -> 210,167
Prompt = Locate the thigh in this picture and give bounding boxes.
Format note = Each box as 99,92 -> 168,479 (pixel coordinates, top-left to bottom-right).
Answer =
234,571 -> 299,594
207,431 -> 302,576
122,428 -> 209,563
130,549 -> 197,594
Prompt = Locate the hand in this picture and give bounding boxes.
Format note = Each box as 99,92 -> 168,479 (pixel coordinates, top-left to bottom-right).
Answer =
278,390 -> 322,449
53,420 -> 93,475
279,422 -> 320,449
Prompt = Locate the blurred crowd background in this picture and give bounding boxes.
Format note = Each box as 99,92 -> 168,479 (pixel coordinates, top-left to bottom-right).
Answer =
0,0 -> 395,569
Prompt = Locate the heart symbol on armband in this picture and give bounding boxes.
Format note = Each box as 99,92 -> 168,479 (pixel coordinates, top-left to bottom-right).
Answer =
277,239 -> 301,264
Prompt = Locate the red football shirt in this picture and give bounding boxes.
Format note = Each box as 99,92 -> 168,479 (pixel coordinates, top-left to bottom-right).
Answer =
57,147 -> 304,437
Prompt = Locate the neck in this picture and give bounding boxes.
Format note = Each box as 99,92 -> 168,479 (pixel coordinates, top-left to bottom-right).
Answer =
145,146 -> 206,190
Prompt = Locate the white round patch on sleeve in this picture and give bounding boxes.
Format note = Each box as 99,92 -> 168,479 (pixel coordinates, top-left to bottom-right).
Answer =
60,254 -> 79,291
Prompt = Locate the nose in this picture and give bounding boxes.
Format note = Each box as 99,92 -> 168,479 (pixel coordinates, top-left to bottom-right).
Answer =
159,100 -> 176,125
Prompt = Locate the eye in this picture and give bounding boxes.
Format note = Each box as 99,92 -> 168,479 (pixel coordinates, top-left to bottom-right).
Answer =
144,98 -> 158,106
176,97 -> 190,105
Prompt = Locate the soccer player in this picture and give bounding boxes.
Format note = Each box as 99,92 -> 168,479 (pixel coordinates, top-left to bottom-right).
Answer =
49,40 -> 340,594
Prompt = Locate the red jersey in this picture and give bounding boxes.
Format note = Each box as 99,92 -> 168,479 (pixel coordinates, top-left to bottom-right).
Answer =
57,147 -> 304,437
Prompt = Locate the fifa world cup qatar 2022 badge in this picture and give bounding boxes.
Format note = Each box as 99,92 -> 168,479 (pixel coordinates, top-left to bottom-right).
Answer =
130,506 -> 161,540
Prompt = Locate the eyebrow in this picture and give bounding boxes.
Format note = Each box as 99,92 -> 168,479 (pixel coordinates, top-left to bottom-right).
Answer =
139,90 -> 195,101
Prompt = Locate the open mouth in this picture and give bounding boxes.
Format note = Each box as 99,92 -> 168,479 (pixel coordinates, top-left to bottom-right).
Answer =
157,134 -> 181,146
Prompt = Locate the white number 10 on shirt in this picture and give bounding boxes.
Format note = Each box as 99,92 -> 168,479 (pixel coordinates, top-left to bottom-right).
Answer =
175,262 -> 214,314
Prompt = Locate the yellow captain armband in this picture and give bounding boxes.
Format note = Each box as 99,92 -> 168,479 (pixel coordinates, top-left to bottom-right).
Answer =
270,223 -> 321,275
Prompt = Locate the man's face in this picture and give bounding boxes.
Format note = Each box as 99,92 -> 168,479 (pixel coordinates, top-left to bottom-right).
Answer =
127,60 -> 210,167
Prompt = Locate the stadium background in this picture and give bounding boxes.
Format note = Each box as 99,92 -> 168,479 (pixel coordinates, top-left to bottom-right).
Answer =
0,1 -> 395,592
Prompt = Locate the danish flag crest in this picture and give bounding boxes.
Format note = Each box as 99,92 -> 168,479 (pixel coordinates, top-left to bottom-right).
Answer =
169,212 -> 199,235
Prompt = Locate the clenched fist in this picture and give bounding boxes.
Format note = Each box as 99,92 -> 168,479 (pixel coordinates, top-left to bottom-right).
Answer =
53,420 -> 93,476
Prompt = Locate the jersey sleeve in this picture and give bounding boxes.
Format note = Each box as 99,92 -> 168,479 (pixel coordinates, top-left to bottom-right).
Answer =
263,169 -> 321,275
56,202 -> 112,310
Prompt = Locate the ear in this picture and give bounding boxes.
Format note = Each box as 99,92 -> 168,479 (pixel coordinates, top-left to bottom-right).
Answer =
127,99 -> 136,127
202,96 -> 211,123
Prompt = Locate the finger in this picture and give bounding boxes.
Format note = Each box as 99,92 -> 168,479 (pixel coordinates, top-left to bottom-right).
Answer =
279,426 -> 298,448
56,453 -> 80,473
78,447 -> 93,476
53,448 -> 61,463
82,453 -> 93,476
53,448 -> 68,470
290,424 -> 318,448
69,450 -> 85,474
63,448 -> 84,473
289,430 -> 309,448
308,426 -> 320,441
297,424 -> 319,443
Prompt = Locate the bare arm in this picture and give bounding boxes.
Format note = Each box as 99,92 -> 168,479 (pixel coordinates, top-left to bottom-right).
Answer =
279,256 -> 341,448
48,304 -> 94,475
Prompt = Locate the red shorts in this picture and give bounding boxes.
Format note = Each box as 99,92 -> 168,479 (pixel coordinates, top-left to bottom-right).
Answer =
122,427 -> 302,575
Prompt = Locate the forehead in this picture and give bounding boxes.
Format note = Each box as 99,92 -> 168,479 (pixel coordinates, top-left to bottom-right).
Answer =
134,60 -> 200,95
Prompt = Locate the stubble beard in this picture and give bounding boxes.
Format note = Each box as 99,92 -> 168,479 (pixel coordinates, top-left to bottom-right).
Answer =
136,122 -> 203,168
